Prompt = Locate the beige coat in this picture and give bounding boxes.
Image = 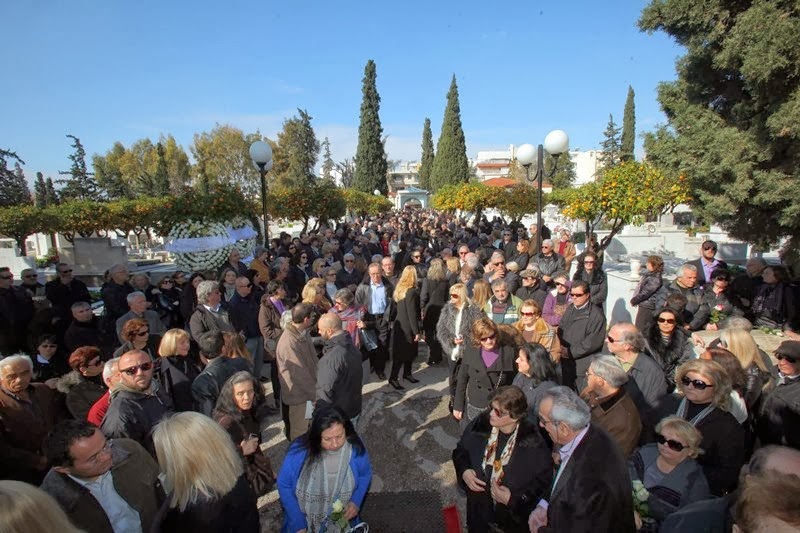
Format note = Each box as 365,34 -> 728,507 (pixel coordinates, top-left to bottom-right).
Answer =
275,324 -> 318,406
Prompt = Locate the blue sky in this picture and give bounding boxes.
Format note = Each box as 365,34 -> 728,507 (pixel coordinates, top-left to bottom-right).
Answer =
3,1 -> 681,182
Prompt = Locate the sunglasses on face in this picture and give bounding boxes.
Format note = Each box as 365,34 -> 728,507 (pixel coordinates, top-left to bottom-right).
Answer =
494,262 -> 504,266
81,358 -> 102,368
480,334 -> 497,342
521,312 -> 536,317
450,294 -> 459,299
776,354 -> 798,364
60,269 -> 73,274
120,362 -> 153,376
681,376 -> 713,390
656,433 -> 687,452
607,336 -> 618,343
490,407 -> 510,418
412,255 -> 421,259
570,292 -> 586,297
344,259 -> 354,263
657,317 -> 676,324
136,330 -> 149,337
703,246 -> 717,251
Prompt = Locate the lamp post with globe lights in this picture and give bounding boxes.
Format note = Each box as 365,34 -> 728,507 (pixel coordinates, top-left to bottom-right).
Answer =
249,141 -> 273,245
516,130 -> 569,249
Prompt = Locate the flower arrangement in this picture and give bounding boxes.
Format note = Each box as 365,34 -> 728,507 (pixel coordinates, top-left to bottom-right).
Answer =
166,218 -> 260,271
632,480 -> 650,518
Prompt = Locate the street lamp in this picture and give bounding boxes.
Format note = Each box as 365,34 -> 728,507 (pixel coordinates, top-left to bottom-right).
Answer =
517,130 -> 569,250
249,141 -> 273,245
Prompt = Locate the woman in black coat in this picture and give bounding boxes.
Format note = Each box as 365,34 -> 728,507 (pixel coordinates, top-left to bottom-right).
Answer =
453,385 -> 552,533
645,307 -> 694,392
631,255 -> 665,332
421,259 -> 450,366
179,272 -> 206,323
572,251 -> 607,309
453,317 -> 518,427
388,266 -> 421,390
157,329 -> 201,412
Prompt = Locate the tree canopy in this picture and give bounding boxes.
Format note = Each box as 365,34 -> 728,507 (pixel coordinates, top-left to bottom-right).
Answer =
272,109 -> 320,188
0,149 -> 32,207
430,75 -> 469,192
190,124 -> 264,197
640,0 -> 800,248
598,115 -> 622,170
353,60 -> 388,194
58,135 -> 102,201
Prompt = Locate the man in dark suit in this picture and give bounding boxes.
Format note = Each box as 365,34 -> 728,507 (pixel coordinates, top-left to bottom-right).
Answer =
355,263 -> 394,380
688,240 -> 728,289
529,386 -> 635,533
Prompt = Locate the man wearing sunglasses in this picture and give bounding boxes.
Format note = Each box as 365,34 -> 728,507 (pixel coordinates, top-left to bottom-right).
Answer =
0,266 -> 35,356
101,350 -> 172,454
757,340 -> 800,448
557,280 -> 607,391
688,240 -> 728,290
606,323 -> 667,420
530,239 -> 567,288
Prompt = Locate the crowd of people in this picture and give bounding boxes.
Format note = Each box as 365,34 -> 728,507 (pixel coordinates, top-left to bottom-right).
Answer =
1,208 -> 800,532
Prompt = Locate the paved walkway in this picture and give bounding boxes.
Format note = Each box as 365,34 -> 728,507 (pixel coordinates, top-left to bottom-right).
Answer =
256,345 -> 466,532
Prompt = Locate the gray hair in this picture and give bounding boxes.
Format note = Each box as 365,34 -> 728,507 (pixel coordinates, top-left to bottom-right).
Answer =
126,291 -> 146,304
677,263 -> 698,277
0,354 -> 33,373
590,355 -> 629,388
71,301 -> 91,311
20,268 -> 35,277
343,253 -> 355,261
109,263 -> 128,275
102,357 -> 121,381
490,251 -> 504,262
465,254 -> 480,268
196,280 -> 219,305
333,288 -> 354,306
490,279 -> 508,291
720,316 -> 753,331
544,386 -> 591,431
617,324 -> 647,353
542,239 -> 554,248
371,254 -> 383,263
279,309 -> 293,329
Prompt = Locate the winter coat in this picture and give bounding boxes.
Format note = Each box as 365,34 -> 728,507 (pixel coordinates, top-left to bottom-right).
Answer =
436,303 -> 486,362
515,284 -> 548,308
64,317 -> 116,359
158,355 -> 201,412
316,332 -> 363,419
530,252 -> 566,279
484,294 -> 524,325
189,305 -> 235,342
101,281 -> 134,326
454,342 -> 517,412
191,357 -> 251,417
391,288 -> 421,364
452,414 -> 553,533
757,376 -> 800,449
584,388 -> 642,457
691,287 -> 744,330
631,271 -> 663,310
45,278 -> 91,322
557,303 -> 607,360
275,324 -> 318,406
55,371 -> 107,421
258,297 -> 283,360
41,438 -> 164,533
100,383 -> 173,454
645,325 -> 694,391
573,268 -> 608,307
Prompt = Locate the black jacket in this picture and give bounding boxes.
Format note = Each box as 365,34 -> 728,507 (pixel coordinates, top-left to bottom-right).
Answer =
45,278 -> 91,321
454,342 -> 517,412
557,303 -> 606,360
631,270 -> 663,309
158,355 -> 201,412
228,292 -> 262,339
100,281 -> 134,325
573,268 -> 608,307
541,425 -> 636,533
452,414 -> 553,533
191,357 -> 251,417
0,285 -> 34,355
644,325 -> 694,391
316,332 -> 363,419
688,258 -> 729,289
757,377 -> 800,449
64,317 -> 115,359
101,384 -> 172,454
515,284 -> 548,308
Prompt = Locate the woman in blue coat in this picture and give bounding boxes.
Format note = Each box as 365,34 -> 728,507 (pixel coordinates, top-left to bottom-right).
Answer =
277,407 -> 372,533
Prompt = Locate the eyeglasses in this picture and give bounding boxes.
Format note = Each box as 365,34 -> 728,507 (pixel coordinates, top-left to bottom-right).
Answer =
60,269 -> 73,274
135,330 -> 149,337
120,362 -> 153,376
493,261 -> 504,266
776,354 -> 798,364
657,317 -> 676,324
702,245 -> 717,251
521,312 -> 536,317
84,440 -> 113,464
344,259 -> 354,263
555,282 -> 566,287
541,246 -> 551,250
450,294 -> 459,299
480,334 -> 497,342
490,407 -> 510,418
81,358 -> 102,368
570,292 -> 586,297
538,416 -> 555,427
656,433 -> 687,452
161,280 -> 174,285
607,336 -> 619,343
681,376 -> 713,390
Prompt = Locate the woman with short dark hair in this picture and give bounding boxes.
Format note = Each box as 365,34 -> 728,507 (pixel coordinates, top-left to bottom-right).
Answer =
453,385 -> 552,532
512,343 -> 559,420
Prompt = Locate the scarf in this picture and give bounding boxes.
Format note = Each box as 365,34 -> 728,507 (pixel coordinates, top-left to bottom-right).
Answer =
295,442 -> 355,533
482,423 -> 520,484
676,398 -> 716,426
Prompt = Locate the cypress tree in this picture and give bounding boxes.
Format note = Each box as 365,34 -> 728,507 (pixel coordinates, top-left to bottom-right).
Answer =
58,134 -> 101,201
45,177 -> 59,205
34,172 -> 47,206
598,115 -> 622,170
321,137 -> 334,182
430,75 -> 469,192
418,118 -> 435,191
353,60 -> 388,194
621,86 -> 636,162
0,157 -> 33,207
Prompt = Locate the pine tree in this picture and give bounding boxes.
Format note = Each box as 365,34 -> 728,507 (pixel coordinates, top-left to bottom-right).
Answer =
353,60 -> 388,194
621,86 -> 636,162
430,75 -> 469,192
418,118 -> 435,191
321,137 -> 334,182
272,109 -> 321,188
34,172 -> 47,206
0,149 -> 32,207
45,177 -> 59,205
58,135 -> 102,201
598,115 -> 622,170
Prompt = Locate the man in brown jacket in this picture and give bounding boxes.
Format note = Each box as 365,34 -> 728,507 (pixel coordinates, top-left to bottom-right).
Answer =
41,419 -> 164,533
276,303 -> 318,441
580,355 -> 642,456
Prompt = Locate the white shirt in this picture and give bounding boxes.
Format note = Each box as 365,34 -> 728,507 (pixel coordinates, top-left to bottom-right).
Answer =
69,470 -> 142,533
539,425 -> 590,509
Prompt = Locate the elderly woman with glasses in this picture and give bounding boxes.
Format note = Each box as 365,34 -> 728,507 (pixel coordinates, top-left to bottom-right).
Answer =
453,318 -> 518,427
453,385 -> 552,533
113,317 -> 163,360
653,359 -> 745,496
628,416 -> 709,532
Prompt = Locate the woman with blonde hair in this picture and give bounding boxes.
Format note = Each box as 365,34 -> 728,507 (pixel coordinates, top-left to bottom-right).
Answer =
387,266 -> 421,390
421,258 -> 449,366
656,359 -> 745,496
0,480 -> 83,533
628,416 -> 709,531
158,328 -> 201,412
512,299 -> 561,363
445,256 -> 460,278
437,282 -> 485,413
718,328 -> 772,410
471,279 -> 492,312
153,411 -> 259,531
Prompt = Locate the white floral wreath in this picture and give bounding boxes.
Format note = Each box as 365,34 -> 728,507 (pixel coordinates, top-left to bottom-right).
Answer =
166,218 -> 258,271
